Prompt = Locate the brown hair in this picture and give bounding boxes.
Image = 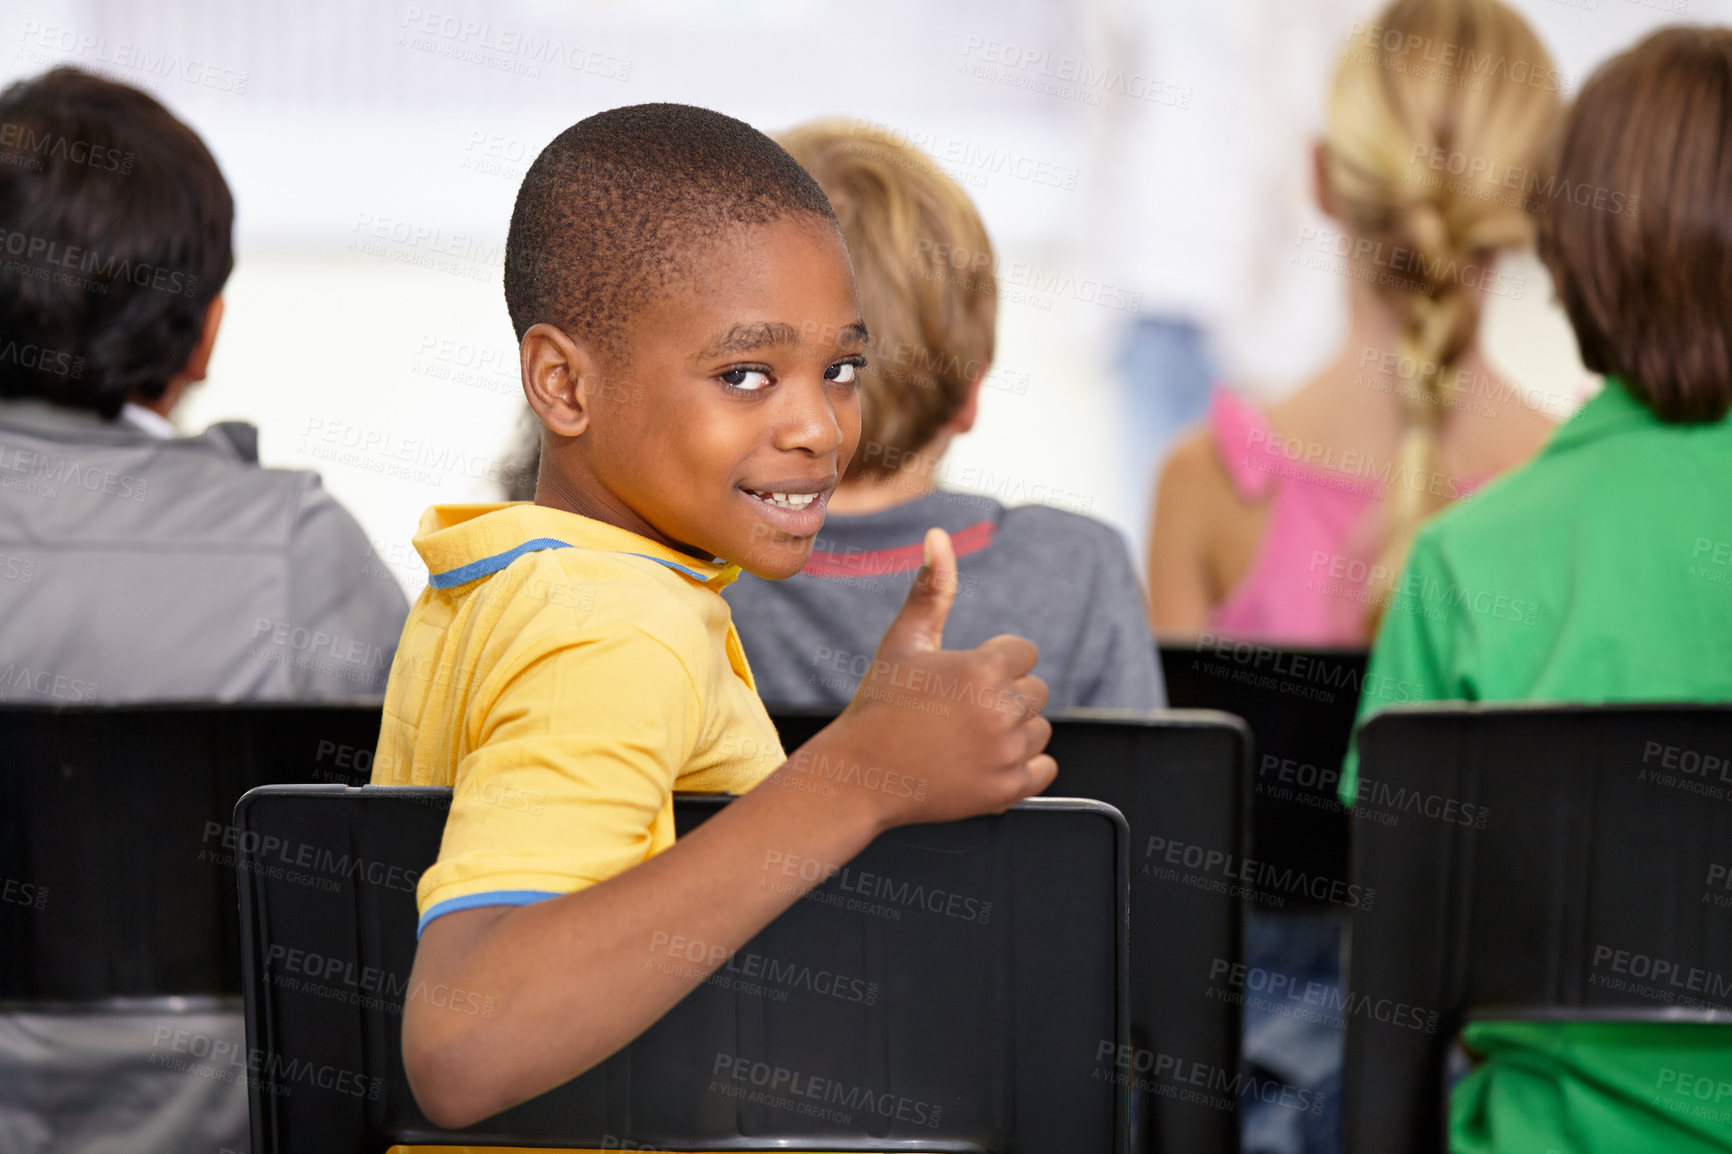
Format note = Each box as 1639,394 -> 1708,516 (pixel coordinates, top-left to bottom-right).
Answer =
1325,0 -> 1560,626
1538,26 -> 1732,424
777,120 -> 997,482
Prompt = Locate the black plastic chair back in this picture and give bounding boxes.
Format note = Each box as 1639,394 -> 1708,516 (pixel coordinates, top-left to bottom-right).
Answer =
236,785 -> 1130,1153
774,711 -> 1249,1154
1343,704 -> 1732,1153
1159,641 -> 1367,906
0,702 -> 382,1000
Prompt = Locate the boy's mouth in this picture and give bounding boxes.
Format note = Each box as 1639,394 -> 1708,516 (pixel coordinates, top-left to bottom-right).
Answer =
743,489 -> 820,511
737,480 -> 832,538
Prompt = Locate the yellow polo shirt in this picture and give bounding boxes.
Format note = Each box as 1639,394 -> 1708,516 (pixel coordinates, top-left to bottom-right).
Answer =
374,501 -> 786,924
373,502 -> 788,1154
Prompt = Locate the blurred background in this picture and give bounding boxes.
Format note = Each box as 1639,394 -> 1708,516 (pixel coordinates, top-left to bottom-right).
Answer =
2,0 -> 1709,600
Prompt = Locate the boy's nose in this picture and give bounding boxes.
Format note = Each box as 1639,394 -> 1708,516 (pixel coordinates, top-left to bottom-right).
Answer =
769,378 -> 847,455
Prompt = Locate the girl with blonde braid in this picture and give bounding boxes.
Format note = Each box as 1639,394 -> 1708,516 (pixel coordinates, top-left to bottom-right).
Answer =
1147,0 -> 1563,647
1149,6 -> 1566,1151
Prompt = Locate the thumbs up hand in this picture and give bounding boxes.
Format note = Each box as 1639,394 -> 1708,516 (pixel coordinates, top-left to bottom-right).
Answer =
812,528 -> 1057,832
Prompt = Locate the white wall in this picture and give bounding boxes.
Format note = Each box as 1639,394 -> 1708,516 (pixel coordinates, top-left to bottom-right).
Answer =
4,0 -> 1719,598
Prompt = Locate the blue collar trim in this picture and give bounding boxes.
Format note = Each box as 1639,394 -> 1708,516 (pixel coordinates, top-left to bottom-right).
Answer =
428,537 -> 572,589
621,552 -> 723,583
429,540 -> 723,590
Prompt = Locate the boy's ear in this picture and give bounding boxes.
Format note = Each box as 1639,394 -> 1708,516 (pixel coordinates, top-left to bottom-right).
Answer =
520,322 -> 603,437
945,362 -> 987,436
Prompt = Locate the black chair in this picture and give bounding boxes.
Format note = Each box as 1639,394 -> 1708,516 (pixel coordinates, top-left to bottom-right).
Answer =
1342,703 -> 1732,1154
774,711 -> 1250,1154
1159,641 -> 1367,904
235,785 -> 1131,1153
0,701 -> 383,999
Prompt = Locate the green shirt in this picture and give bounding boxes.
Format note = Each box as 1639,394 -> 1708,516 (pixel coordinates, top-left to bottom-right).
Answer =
1451,1018 -> 1732,1154
1341,378 -> 1732,803
1341,379 -> 1732,1154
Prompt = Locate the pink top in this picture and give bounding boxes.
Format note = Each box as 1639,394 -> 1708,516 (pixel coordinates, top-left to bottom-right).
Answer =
1204,387 -> 1483,648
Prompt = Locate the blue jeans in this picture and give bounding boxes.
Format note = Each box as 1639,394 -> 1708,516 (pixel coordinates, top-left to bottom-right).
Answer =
1114,315 -> 1217,562
1241,908 -> 1346,1154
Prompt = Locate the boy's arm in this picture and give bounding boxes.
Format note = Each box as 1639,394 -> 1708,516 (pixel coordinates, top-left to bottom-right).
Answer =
405,530 -> 1056,1128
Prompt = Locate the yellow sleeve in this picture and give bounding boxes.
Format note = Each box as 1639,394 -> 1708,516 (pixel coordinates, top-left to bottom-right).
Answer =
414,623 -> 702,933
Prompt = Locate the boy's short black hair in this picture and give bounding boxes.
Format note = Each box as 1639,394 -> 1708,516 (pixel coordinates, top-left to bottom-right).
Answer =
0,67 -> 234,419
504,103 -> 837,356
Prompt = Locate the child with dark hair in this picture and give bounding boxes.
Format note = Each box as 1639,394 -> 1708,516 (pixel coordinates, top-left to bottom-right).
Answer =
721,120 -> 1163,714
371,103 -> 1055,1150
1343,26 -> 1732,1154
0,66 -> 407,1154
0,67 -> 407,703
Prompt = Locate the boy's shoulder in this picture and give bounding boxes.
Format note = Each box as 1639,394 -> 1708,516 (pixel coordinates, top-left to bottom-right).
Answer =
996,502 -> 1135,569
479,544 -> 721,664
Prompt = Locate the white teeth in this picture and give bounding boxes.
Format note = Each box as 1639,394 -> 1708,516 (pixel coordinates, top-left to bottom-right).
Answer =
750,489 -> 818,511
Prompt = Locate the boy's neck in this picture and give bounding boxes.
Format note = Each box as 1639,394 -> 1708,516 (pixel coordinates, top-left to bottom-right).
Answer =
533,472 -> 718,563
826,472 -> 936,516
828,428 -> 956,516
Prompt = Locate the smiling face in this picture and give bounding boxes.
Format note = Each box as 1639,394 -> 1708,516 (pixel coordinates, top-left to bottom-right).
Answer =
532,215 -> 866,579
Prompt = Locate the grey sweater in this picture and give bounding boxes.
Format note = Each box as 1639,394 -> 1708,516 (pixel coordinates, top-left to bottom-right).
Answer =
723,490 -> 1163,714
0,400 -> 408,702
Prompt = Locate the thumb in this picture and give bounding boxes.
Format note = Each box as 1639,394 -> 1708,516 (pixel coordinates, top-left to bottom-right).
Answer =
881,527 -> 957,654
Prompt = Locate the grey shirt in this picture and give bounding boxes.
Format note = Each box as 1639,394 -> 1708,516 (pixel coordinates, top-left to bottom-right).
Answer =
0,399 -> 409,702
723,490 -> 1164,714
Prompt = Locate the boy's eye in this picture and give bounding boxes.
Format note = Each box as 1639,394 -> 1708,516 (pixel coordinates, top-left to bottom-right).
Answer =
826,359 -> 864,385
720,368 -> 772,392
